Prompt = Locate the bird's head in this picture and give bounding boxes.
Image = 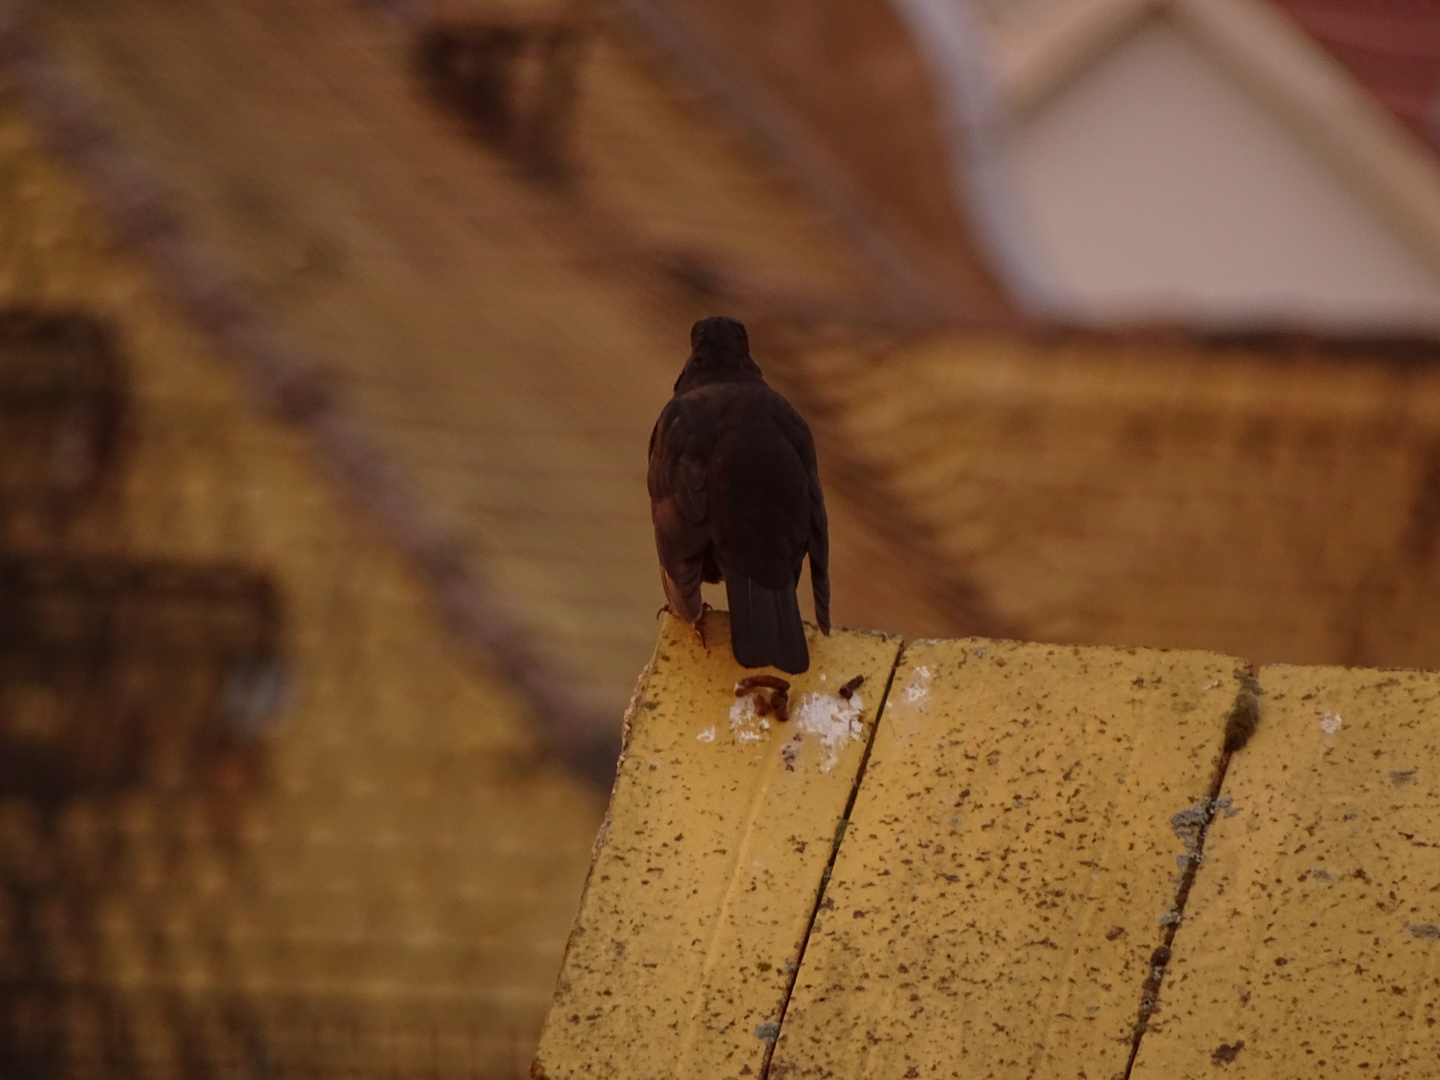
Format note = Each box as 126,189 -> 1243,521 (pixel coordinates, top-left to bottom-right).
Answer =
674,316 -> 764,392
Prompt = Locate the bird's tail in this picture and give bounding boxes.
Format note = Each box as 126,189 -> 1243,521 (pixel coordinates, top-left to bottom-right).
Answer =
725,574 -> 809,674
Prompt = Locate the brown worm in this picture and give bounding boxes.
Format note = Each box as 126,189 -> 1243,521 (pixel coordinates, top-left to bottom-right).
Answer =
734,675 -> 791,696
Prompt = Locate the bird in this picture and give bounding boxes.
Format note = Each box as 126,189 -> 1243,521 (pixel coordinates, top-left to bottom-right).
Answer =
647,316 -> 830,674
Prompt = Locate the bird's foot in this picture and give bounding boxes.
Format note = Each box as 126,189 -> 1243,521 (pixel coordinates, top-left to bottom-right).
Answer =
691,602 -> 714,652
656,602 -> 711,651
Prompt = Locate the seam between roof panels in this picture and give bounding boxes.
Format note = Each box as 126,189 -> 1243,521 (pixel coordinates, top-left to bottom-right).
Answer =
1121,665 -> 1261,1080
758,637 -> 907,1080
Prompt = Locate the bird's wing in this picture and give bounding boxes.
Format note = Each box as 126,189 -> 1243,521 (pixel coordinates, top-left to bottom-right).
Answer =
807,470 -> 830,634
768,396 -> 831,633
647,398 -> 712,623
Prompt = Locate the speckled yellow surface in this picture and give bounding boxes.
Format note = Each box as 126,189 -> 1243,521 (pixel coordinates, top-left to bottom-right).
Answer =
1131,664 -> 1440,1079
767,638 -> 1244,1079
533,611 -> 901,1080
535,634 -> 1440,1077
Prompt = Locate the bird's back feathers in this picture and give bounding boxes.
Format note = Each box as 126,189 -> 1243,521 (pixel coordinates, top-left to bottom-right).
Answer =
648,317 -> 829,673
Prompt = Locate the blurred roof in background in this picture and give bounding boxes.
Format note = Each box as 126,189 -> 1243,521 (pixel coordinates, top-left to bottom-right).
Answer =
23,0 -> 965,735
638,0 -> 1440,669
24,0 -> 1440,741
0,72 -> 600,1074
961,0 -> 1440,330
646,0 -> 1440,332
790,327 -> 1440,672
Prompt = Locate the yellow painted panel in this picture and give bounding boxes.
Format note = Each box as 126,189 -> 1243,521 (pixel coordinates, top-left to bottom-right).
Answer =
532,612 -> 902,1080
770,639 -> 1245,1079
1131,664 -> 1440,1078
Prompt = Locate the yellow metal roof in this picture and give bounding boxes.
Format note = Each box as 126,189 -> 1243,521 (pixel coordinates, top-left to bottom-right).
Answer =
534,612 -> 902,1079
1132,663 -> 1440,1077
772,638 -> 1240,1079
538,624 -> 1440,1078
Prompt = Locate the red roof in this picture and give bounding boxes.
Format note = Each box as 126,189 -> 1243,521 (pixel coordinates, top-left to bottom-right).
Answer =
1273,0 -> 1440,150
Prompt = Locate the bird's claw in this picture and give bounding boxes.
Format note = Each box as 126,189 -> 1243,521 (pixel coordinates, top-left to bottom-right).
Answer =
690,602 -> 714,651
656,601 -> 711,652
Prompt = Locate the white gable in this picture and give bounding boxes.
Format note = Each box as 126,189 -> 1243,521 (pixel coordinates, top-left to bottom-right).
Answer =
1003,16 -> 1440,331
996,15 -> 1440,329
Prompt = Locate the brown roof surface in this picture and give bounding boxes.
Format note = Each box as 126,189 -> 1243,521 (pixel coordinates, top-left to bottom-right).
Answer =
649,0 -> 1014,322
792,327 -> 1440,670
1274,0 -> 1440,150
30,0 -> 958,728
0,87 -> 600,1074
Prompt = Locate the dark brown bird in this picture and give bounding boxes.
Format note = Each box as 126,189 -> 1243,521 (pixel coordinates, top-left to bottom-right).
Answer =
648,316 -> 829,673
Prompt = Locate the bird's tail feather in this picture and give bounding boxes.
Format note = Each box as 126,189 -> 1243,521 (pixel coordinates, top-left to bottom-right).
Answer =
725,574 -> 809,674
